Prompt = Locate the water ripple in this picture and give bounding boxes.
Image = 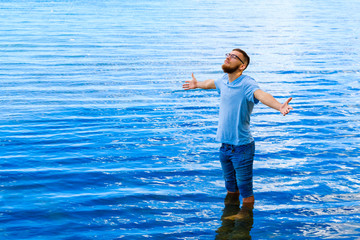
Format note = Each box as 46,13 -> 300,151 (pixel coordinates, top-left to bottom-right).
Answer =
1,0 -> 360,239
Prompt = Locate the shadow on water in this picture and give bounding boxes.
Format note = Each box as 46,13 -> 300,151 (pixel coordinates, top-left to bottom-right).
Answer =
215,204 -> 254,240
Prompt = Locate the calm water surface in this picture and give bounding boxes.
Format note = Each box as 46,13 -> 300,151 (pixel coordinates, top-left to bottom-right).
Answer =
1,0 -> 360,239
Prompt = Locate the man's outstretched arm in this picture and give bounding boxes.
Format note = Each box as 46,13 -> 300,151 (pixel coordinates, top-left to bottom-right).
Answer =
254,89 -> 293,116
183,73 -> 216,90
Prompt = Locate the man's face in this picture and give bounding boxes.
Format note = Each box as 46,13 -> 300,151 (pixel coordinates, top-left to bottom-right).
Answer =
222,51 -> 245,74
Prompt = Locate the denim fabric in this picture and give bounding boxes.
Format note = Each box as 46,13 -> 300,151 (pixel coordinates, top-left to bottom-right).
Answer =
219,141 -> 255,198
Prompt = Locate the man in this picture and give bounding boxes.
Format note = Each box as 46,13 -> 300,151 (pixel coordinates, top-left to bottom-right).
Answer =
183,48 -> 293,216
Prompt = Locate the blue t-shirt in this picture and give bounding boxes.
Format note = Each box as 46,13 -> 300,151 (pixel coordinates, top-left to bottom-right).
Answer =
214,74 -> 260,145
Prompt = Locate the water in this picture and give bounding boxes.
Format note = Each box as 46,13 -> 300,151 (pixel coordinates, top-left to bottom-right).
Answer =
1,0 -> 360,239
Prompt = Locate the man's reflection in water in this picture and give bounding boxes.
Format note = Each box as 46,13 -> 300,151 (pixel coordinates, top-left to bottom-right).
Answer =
215,193 -> 254,240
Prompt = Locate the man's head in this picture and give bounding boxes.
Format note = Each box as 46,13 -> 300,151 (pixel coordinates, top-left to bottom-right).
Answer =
222,48 -> 250,74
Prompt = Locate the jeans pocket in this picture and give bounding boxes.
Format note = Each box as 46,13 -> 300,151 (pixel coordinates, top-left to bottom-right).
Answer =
220,145 -> 225,152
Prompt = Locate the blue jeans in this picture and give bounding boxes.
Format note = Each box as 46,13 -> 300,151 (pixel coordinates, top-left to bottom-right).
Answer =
219,141 -> 255,198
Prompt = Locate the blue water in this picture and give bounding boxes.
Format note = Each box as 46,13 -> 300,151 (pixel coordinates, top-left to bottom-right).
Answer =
1,0 -> 360,239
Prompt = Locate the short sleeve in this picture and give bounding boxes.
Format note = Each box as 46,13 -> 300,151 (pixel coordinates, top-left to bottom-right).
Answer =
214,78 -> 222,94
244,77 -> 260,104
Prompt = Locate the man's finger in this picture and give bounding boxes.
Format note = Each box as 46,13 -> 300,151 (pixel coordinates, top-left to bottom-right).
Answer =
285,97 -> 292,105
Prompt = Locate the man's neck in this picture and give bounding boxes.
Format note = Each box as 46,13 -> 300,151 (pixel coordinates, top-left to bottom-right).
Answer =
228,71 -> 243,83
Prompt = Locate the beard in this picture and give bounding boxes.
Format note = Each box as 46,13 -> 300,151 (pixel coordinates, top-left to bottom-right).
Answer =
222,63 -> 240,74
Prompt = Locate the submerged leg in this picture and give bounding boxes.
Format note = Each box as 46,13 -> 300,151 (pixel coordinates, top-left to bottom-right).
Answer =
242,195 -> 254,208
224,195 -> 254,220
224,191 -> 240,205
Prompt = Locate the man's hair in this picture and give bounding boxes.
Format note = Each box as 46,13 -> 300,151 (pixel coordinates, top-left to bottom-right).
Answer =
233,48 -> 250,70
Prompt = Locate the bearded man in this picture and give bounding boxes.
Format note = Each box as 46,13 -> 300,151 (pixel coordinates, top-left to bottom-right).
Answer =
182,48 -> 293,218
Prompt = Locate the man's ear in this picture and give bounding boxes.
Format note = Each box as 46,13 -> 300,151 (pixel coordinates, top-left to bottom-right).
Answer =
239,63 -> 246,71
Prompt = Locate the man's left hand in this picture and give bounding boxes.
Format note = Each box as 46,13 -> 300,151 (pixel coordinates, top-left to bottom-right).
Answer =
280,97 -> 293,116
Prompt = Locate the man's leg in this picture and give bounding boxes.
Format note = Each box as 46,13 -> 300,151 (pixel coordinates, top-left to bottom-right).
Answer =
224,142 -> 255,219
220,145 -> 239,195
225,195 -> 254,220
224,191 -> 240,205
233,142 -> 255,204
242,195 -> 254,209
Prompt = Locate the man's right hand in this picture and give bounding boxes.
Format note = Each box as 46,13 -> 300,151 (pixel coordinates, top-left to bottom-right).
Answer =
182,73 -> 198,90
